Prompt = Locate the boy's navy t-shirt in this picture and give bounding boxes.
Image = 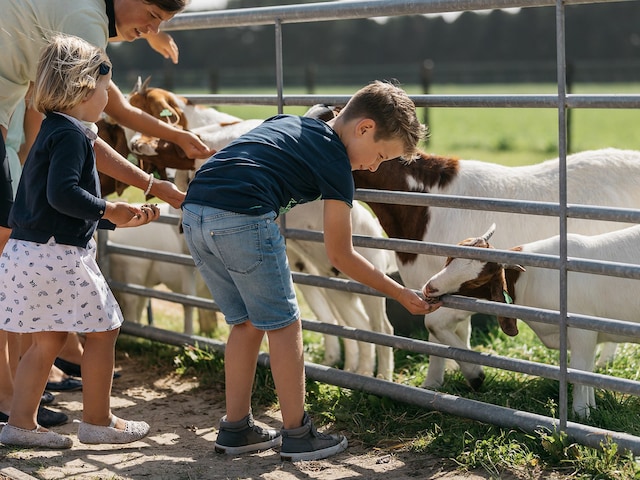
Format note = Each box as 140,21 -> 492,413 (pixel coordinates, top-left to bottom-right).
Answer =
184,114 -> 354,215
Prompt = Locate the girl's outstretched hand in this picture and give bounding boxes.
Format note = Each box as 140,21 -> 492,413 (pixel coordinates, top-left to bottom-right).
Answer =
104,202 -> 159,227
119,203 -> 160,228
103,201 -> 139,226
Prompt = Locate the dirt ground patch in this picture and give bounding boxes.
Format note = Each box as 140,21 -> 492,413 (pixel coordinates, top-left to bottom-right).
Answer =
0,340 -> 538,480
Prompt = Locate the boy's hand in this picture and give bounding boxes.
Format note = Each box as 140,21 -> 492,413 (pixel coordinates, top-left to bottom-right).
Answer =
397,287 -> 442,316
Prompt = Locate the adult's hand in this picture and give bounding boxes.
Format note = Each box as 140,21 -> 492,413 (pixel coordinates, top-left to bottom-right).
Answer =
149,179 -> 186,209
143,31 -> 179,64
175,130 -> 216,159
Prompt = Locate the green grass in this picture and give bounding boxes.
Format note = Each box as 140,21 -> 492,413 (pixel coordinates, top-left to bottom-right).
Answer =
122,268 -> 640,478
118,323 -> 640,479
114,82 -> 640,478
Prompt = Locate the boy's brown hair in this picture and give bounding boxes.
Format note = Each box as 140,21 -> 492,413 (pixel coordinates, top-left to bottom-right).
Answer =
338,80 -> 428,160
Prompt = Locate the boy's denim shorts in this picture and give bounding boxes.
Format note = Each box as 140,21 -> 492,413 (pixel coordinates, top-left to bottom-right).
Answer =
182,203 -> 300,331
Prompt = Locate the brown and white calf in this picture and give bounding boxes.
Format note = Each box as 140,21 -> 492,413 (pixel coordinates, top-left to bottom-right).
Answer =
422,223 -> 640,417
125,77 -> 262,160
352,148 -> 640,390
97,77 -> 260,194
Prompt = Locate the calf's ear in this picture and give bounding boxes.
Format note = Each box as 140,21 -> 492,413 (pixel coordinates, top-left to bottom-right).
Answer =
489,268 -> 519,337
497,316 -> 519,337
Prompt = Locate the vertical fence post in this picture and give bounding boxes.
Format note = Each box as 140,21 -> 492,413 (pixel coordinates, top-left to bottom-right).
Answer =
566,62 -> 574,153
274,19 -> 284,114
421,59 -> 434,144
555,0 -> 570,432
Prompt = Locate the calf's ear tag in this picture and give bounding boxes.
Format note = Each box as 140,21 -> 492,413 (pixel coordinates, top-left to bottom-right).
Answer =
503,290 -> 513,304
160,109 -> 172,117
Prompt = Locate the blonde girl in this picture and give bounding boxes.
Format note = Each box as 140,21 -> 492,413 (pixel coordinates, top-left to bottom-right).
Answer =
0,34 -> 158,449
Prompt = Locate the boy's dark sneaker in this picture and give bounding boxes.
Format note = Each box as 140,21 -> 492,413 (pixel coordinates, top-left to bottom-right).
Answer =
280,412 -> 348,462
214,413 -> 281,455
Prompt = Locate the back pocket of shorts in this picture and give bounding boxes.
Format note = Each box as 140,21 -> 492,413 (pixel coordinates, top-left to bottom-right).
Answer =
211,223 -> 262,274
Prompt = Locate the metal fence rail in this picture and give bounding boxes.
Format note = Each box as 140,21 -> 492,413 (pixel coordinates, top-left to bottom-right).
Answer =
164,0 -> 626,29
100,0 -> 640,454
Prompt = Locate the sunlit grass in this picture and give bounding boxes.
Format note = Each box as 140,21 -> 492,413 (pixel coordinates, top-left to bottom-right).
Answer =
118,322 -> 640,478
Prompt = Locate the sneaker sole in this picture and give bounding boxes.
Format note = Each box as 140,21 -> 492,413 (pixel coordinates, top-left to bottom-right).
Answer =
214,436 -> 282,455
280,435 -> 348,462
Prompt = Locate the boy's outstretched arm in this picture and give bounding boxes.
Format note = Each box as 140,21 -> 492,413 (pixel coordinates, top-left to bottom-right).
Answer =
322,199 -> 440,316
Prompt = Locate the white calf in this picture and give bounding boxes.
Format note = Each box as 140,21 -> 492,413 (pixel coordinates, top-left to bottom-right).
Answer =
107,204 -> 219,334
353,148 -> 640,390
423,223 -> 640,417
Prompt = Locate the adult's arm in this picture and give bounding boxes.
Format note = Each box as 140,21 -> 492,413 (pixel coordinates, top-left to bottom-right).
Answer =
95,136 -> 185,208
104,80 -> 213,159
18,85 -> 43,164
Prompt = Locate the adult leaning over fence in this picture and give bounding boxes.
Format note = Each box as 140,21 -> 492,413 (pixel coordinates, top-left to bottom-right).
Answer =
0,0 -> 213,438
0,0 -> 215,244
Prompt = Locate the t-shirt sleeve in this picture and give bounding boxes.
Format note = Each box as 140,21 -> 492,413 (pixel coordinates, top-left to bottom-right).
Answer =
317,161 -> 354,208
58,14 -> 109,50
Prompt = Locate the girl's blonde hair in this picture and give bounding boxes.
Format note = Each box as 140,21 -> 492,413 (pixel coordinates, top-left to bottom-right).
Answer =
33,34 -> 112,114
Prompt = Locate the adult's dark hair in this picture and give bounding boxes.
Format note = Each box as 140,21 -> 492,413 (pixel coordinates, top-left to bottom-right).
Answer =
147,0 -> 189,13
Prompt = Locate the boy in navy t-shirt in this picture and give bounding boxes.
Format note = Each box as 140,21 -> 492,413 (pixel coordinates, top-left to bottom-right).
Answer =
182,80 -> 441,462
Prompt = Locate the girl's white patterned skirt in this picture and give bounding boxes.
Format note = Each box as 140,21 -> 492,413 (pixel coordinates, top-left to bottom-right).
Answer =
0,237 -> 123,333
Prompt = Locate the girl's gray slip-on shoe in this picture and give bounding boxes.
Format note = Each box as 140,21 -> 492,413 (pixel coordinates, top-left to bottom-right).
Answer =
77,415 -> 150,444
0,424 -> 72,449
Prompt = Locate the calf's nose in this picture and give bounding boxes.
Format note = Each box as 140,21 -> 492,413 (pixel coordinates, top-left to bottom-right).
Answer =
422,283 -> 438,297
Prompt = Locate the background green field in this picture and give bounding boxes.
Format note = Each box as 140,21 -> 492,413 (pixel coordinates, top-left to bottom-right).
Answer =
185,82 -> 640,167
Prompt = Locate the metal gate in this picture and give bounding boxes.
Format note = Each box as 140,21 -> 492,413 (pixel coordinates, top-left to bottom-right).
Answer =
98,0 -> 640,454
